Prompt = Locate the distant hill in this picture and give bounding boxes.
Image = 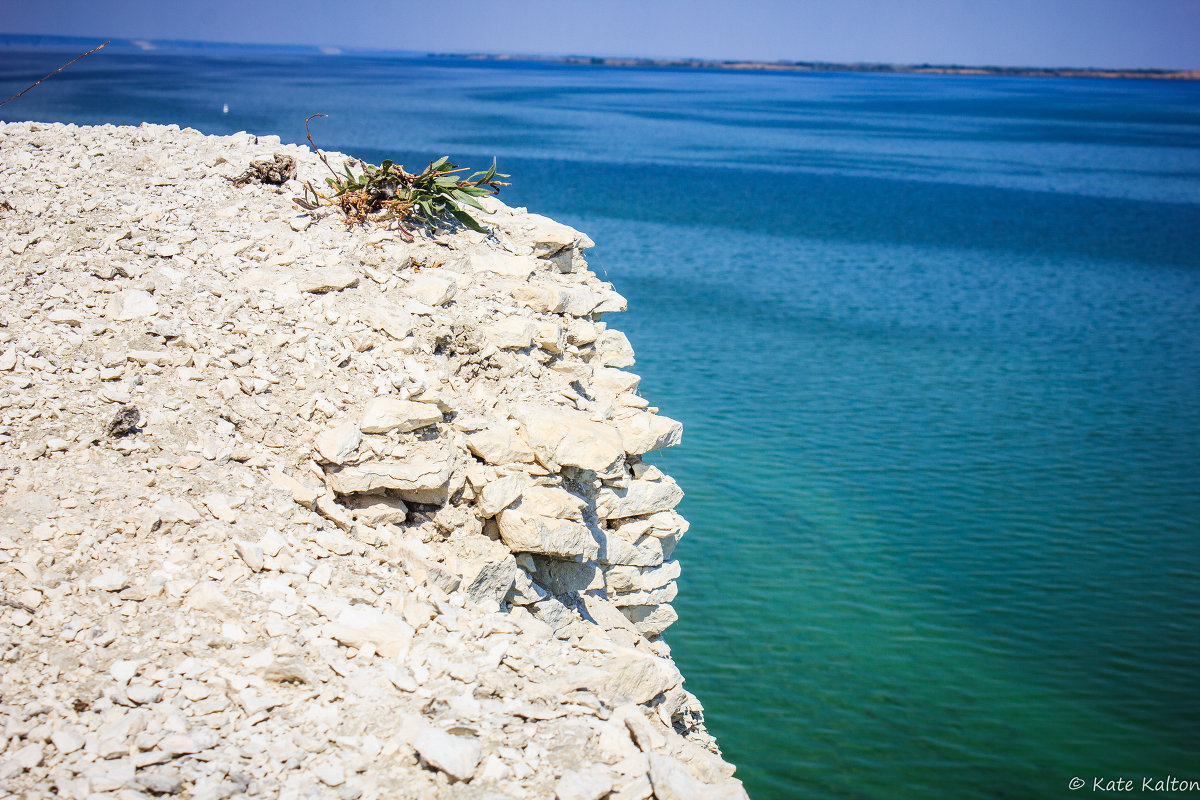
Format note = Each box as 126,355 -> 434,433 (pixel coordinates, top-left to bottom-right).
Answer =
443,52 -> 1200,81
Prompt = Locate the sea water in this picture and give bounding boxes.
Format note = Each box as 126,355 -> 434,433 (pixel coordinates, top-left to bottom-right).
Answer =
3,45 -> 1199,800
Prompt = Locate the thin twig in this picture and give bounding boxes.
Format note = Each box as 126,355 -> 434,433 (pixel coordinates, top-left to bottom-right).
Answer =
304,113 -> 340,180
1,598 -> 36,614
0,41 -> 110,109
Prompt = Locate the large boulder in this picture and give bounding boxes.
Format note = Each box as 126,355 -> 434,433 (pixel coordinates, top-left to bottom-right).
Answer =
324,444 -> 458,504
620,604 -> 679,637
464,425 -> 536,465
480,317 -> 539,350
565,647 -> 682,704
496,508 -> 599,560
596,476 -> 684,520
511,402 -> 624,474
613,410 -> 682,456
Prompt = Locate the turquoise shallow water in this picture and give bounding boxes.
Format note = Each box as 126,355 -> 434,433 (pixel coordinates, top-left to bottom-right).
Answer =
4,46 -> 1200,799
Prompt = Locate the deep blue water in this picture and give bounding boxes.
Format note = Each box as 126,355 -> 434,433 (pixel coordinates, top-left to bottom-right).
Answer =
4,47 -> 1200,800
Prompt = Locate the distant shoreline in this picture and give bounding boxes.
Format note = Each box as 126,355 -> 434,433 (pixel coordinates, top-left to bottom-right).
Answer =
442,52 -> 1200,81
1,33 -> 1195,80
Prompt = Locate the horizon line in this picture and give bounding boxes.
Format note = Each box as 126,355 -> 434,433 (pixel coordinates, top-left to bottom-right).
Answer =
1,31 -> 1196,78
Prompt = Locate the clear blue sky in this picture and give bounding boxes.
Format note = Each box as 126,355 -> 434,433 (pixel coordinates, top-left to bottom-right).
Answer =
5,0 -> 1199,70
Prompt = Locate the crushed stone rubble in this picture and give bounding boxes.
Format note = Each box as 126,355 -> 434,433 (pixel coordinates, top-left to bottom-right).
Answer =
0,120 -> 749,800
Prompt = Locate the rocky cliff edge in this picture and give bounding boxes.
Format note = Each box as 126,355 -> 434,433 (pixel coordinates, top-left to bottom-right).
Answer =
0,121 -> 749,800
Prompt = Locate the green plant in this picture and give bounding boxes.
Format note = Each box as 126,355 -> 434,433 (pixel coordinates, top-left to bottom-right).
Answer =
296,114 -> 509,241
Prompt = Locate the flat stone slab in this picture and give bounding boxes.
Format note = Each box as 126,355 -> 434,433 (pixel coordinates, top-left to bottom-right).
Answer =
512,402 -> 624,474
596,476 -> 684,520
324,447 -> 456,504
496,508 -> 599,560
358,398 -> 442,434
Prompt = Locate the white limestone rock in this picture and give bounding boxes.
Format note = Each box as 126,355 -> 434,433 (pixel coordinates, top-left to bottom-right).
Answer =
606,559 -> 681,594
151,497 -> 201,523
314,763 -> 345,787
621,604 -> 680,637
530,594 -> 590,638
497,507 -> 600,560
209,238 -> 252,258
645,510 -> 690,538
604,565 -> 642,593
126,684 -> 164,705
648,754 -> 749,800
267,468 -> 320,508
464,425 -> 535,465
0,121 -> 740,797
89,568 -> 129,592
481,317 -> 539,350
47,308 -> 83,326
574,647 -> 683,704
611,773 -> 654,800
108,659 -> 142,685
325,454 -> 456,503
109,289 -> 158,320
324,605 -> 414,658
596,476 -> 684,520
556,767 -> 615,800
508,564 -> 549,605
233,540 -> 264,572
358,397 -> 442,434
512,402 -> 625,474
412,722 -> 481,782
479,473 -> 530,517
184,581 -> 237,620
299,266 -> 359,293
385,537 -> 462,593
595,529 -> 664,567
535,322 -> 566,354
355,303 -> 413,340
613,410 -> 683,455
569,318 -> 600,345
525,213 -> 588,258
560,286 -> 608,318
126,349 -> 171,366
407,273 -> 456,306
503,281 -> 568,313
611,584 -> 678,607
529,556 -> 604,595
463,556 -> 519,605
50,729 -> 85,756
315,419 -> 362,464
472,251 -> 536,279
344,495 -> 409,526
638,559 -> 681,590
592,367 -> 641,398
519,485 -> 587,520
593,329 -> 636,368
0,743 -> 44,779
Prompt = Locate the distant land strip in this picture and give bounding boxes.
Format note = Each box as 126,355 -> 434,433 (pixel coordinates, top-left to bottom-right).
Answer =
1,35 -> 1195,79
443,52 -> 1200,80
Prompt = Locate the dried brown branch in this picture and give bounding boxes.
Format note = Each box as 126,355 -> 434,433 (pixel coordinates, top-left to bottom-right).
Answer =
1,598 -> 36,614
230,154 -> 297,187
0,41 -> 110,109
304,113 -> 339,180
